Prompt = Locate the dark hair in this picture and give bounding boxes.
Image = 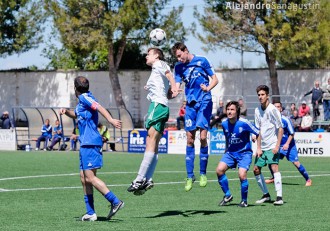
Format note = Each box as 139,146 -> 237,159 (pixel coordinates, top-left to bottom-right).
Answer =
148,47 -> 164,61
256,85 -> 269,94
226,101 -> 240,118
74,76 -> 89,94
171,42 -> 187,55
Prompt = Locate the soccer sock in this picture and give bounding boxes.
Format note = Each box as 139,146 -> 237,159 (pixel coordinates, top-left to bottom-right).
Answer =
274,172 -> 282,197
84,194 -> 95,215
218,174 -> 231,197
199,146 -> 209,175
186,146 -> 195,178
297,164 -> 310,181
71,140 -> 75,149
146,153 -> 158,180
255,174 -> 269,195
268,164 -> 274,179
136,151 -> 155,182
104,191 -> 120,205
241,179 -> 249,202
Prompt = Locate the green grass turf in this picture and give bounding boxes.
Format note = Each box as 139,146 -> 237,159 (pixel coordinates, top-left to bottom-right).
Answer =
0,151 -> 329,231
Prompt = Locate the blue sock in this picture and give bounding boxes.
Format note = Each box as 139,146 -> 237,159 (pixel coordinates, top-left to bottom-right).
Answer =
199,146 -> 209,175
104,191 -> 120,205
218,174 -> 231,197
186,146 -> 195,178
241,179 -> 249,202
84,194 -> 95,215
297,164 -> 309,181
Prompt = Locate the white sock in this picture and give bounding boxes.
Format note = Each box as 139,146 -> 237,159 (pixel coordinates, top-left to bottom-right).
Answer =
255,174 -> 269,195
146,153 -> 158,180
135,151 -> 155,182
274,172 -> 282,197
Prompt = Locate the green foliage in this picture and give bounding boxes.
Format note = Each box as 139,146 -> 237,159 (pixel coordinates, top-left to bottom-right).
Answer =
0,0 -> 45,57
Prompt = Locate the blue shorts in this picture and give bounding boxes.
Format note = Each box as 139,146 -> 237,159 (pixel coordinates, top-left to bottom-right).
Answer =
79,145 -> 103,170
185,100 -> 213,131
279,145 -> 299,162
220,152 -> 252,171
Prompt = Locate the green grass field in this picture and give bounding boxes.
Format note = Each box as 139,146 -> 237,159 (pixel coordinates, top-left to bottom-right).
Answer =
1,151 -> 329,231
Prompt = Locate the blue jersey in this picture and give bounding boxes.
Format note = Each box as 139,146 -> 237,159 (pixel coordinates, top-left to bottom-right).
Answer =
53,125 -> 63,139
75,91 -> 103,146
280,116 -> 296,149
41,124 -> 52,138
173,55 -> 215,104
221,117 -> 259,155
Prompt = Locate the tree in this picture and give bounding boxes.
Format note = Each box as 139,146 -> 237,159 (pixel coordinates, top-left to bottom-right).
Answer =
0,0 -> 45,57
194,0 -> 329,97
45,0 -> 186,108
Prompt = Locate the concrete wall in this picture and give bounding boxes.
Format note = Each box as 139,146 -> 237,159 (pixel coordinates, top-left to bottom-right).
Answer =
0,69 -> 329,125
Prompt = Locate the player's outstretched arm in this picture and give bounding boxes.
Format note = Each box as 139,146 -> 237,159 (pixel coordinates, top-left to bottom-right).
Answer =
59,108 -> 77,119
97,105 -> 122,129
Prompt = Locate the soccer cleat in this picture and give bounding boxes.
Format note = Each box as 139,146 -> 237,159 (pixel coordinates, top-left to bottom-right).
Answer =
305,179 -> 312,187
273,196 -> 284,205
127,180 -> 145,193
81,213 -> 97,221
35,148 -> 39,151
199,174 -> 207,187
106,200 -> 124,220
185,177 -> 195,192
133,180 -> 154,196
255,193 -> 271,204
265,178 -> 274,184
238,201 -> 248,208
219,195 -> 233,206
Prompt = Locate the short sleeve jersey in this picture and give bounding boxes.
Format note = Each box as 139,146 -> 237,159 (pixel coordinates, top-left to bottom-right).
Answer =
145,60 -> 171,106
173,55 -> 215,104
255,103 -> 283,150
280,115 -> 296,148
75,91 -> 103,146
221,117 -> 259,155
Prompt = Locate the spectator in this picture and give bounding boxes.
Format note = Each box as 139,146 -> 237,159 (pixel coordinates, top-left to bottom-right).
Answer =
0,111 -> 15,129
303,80 -> 325,121
47,119 -> 63,151
290,110 -> 302,132
210,100 -> 226,128
35,119 -> 52,151
289,103 -> 297,117
299,111 -> 313,132
322,78 -> 330,121
176,101 -> 186,130
97,122 -> 114,151
238,98 -> 247,117
298,101 -> 310,117
70,122 -> 79,151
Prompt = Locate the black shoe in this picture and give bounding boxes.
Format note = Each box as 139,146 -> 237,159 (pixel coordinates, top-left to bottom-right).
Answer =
46,147 -> 52,151
133,180 -> 154,196
219,195 -> 233,206
273,196 -> 284,205
106,200 -> 124,220
255,193 -> 271,204
238,201 -> 248,208
127,180 -> 145,193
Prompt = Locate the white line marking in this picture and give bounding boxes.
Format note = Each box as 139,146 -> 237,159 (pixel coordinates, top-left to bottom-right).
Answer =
1,174 -> 329,193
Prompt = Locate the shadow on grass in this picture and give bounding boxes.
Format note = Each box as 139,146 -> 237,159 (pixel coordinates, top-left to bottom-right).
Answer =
75,216 -> 123,222
282,182 -> 300,186
145,210 -> 226,218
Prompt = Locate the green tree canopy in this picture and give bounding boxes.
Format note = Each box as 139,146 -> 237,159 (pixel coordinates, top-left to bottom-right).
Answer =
45,0 -> 186,108
194,0 -> 329,96
0,0 -> 45,57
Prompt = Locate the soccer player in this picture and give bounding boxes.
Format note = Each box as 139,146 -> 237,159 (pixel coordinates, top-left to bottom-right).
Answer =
217,101 -> 259,208
171,42 -> 219,191
254,85 -> 284,205
264,102 -> 312,186
60,76 -> 123,221
127,48 -> 179,195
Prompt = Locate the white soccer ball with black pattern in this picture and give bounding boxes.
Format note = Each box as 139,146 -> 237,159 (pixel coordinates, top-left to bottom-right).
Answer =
149,28 -> 166,46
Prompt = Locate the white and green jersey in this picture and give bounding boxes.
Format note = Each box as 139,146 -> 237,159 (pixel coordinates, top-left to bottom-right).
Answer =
254,103 -> 283,150
146,60 -> 171,106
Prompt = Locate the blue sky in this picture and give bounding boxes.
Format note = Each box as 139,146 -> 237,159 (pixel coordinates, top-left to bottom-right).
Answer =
0,0 -> 266,70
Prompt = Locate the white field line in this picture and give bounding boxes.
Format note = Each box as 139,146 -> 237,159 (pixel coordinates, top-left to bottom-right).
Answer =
1,173 -> 330,193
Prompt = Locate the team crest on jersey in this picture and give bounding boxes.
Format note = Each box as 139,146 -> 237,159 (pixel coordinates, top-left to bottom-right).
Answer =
197,61 -> 202,66
239,127 -> 243,133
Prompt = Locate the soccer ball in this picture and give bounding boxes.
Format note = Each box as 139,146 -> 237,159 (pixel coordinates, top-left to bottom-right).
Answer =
149,28 -> 166,46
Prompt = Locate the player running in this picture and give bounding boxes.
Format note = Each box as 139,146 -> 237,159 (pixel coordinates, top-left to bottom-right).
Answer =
217,101 -> 259,207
